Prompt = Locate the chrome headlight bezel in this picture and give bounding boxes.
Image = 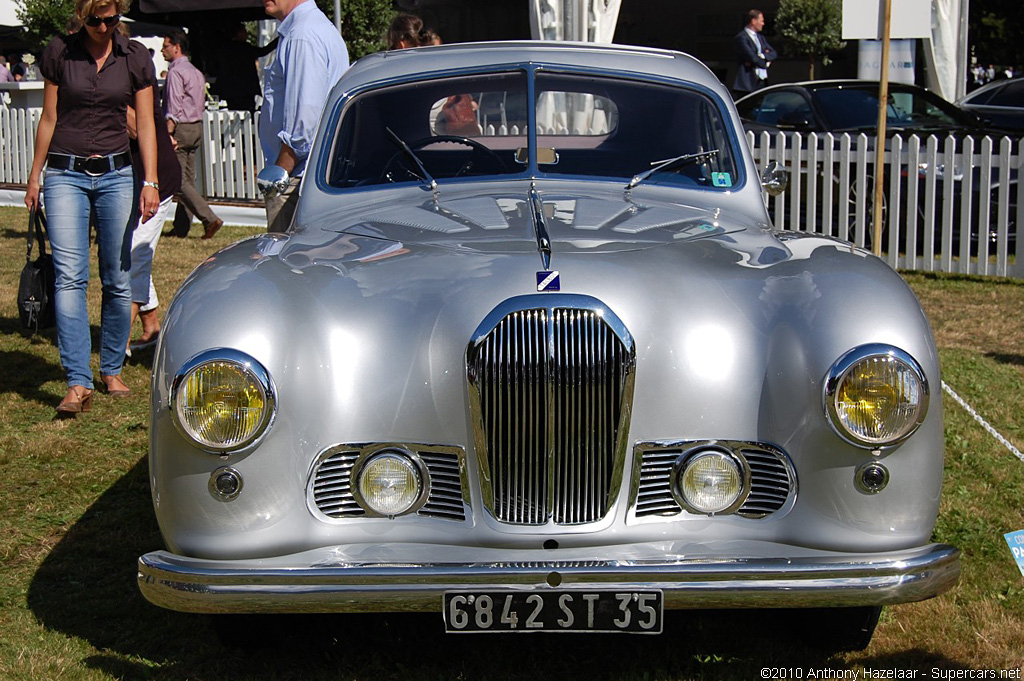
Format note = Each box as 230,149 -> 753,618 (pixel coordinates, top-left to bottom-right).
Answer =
170,348 -> 276,454
671,446 -> 750,516
823,344 -> 930,449
351,448 -> 429,518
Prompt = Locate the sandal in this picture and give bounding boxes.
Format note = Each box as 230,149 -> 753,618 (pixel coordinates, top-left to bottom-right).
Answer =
57,386 -> 94,415
101,374 -> 130,397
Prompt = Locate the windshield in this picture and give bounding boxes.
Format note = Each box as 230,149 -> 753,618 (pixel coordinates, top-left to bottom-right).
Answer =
812,86 -> 972,131
325,70 -> 740,190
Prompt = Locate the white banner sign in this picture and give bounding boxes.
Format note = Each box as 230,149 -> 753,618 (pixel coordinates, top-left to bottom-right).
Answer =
842,0 -> 931,39
857,39 -> 916,84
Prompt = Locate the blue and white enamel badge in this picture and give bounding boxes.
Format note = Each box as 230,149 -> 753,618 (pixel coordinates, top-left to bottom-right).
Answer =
536,271 -> 560,292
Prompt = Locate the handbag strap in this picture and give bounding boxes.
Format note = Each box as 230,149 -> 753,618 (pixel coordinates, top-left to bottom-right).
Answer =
26,208 -> 48,262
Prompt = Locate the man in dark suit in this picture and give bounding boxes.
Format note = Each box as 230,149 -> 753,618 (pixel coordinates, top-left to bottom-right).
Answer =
732,9 -> 777,99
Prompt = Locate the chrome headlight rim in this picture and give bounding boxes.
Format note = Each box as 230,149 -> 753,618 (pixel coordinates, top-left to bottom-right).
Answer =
170,348 -> 276,454
670,446 -> 750,516
823,343 -> 930,450
350,448 -> 430,518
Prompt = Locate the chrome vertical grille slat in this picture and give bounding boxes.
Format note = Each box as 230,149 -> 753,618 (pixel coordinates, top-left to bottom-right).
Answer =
468,296 -> 635,526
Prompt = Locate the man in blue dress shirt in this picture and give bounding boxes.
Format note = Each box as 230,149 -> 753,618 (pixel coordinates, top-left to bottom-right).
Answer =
259,0 -> 349,232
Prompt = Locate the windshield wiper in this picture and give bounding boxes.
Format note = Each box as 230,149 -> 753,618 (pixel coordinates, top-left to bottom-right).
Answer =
386,127 -> 438,199
626,149 -> 719,190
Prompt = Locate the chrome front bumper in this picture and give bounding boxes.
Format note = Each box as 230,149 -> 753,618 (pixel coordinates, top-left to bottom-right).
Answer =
138,542 -> 959,614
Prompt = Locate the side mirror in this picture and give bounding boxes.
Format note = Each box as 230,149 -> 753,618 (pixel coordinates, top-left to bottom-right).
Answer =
257,165 -> 291,198
760,161 -> 789,196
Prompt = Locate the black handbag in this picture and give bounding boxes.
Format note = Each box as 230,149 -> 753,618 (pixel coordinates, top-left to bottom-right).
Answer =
18,208 -> 56,332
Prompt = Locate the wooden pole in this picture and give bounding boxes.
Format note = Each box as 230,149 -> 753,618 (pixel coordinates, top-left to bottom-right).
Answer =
871,0 -> 892,256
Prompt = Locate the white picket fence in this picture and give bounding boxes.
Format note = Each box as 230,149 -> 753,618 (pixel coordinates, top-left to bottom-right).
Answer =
0,107 -> 267,202
2,106 -> 1021,278
747,130 -> 1023,278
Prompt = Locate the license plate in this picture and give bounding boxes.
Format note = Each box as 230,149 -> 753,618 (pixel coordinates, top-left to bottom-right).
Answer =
443,590 -> 663,633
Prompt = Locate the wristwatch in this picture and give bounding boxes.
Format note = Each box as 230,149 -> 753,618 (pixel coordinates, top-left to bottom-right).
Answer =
142,180 -> 159,190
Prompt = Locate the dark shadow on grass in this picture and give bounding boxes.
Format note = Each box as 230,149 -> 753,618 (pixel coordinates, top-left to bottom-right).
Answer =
0,349 -> 65,403
986,352 -> 1024,368
29,461 -> 974,680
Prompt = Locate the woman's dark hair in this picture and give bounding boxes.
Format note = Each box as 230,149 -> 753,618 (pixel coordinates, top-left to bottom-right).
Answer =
388,13 -> 439,50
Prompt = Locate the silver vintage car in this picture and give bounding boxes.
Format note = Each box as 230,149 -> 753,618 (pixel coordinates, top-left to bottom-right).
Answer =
138,42 -> 959,649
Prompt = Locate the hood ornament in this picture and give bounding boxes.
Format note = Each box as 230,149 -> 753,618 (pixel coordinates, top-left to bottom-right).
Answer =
528,183 -> 551,270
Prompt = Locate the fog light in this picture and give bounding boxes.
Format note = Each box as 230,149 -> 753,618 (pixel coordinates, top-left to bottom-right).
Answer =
856,462 -> 889,494
356,452 -> 422,516
676,450 -> 744,515
209,466 -> 243,500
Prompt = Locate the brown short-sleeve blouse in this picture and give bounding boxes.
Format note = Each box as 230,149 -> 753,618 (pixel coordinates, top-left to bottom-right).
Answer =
40,30 -> 156,157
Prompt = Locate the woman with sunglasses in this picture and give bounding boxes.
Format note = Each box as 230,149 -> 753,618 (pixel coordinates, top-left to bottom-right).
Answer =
25,0 -> 159,415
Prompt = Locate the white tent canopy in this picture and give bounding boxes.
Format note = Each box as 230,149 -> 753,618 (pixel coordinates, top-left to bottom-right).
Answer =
0,0 -> 21,27
926,0 -> 969,101
529,0 -> 622,43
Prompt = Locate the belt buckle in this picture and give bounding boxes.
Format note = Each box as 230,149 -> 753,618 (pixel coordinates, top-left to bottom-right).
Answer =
82,154 -> 108,177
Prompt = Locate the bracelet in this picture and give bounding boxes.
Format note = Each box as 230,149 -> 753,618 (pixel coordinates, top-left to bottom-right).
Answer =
142,180 -> 159,190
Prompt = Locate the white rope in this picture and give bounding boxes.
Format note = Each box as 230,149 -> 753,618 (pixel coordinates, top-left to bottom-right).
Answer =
942,380 -> 1024,463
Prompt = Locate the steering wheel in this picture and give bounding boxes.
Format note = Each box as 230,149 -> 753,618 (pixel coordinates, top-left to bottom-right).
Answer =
381,135 -> 506,183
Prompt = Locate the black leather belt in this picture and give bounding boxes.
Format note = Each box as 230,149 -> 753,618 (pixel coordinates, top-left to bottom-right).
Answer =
47,151 -> 132,176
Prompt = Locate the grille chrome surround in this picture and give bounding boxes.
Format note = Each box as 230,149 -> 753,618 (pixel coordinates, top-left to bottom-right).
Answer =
467,295 -> 635,526
630,440 -> 796,521
308,443 -> 468,521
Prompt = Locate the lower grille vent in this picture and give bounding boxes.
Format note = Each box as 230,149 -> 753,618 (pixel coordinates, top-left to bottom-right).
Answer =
310,445 -> 467,521
633,441 -> 795,519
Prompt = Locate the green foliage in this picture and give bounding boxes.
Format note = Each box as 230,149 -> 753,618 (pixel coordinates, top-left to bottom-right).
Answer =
16,0 -> 74,52
970,0 -> 1024,66
775,0 -> 845,80
315,0 -> 394,61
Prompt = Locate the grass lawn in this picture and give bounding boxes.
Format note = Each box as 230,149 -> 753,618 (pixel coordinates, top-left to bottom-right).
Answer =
0,205 -> 1022,679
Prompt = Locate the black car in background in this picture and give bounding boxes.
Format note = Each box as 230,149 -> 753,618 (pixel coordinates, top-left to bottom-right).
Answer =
958,77 -> 1024,134
736,80 -> 988,137
736,81 -> 1016,256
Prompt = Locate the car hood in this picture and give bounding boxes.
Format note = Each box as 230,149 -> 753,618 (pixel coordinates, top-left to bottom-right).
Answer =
300,179 -> 766,256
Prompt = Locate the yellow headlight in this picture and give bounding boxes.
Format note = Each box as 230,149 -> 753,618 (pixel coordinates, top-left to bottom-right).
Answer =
173,351 -> 274,452
826,346 -> 928,448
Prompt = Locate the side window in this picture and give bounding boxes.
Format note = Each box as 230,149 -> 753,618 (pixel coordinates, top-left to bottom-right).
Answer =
988,81 -> 1024,107
965,86 -> 1000,106
750,91 -> 813,127
735,94 -> 764,121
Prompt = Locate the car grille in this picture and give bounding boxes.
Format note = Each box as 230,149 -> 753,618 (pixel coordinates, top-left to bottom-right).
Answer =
309,444 -> 467,521
467,297 -> 635,526
633,441 -> 795,519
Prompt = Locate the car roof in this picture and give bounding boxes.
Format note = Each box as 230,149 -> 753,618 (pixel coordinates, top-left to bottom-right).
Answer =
758,79 -> 934,92
959,76 -> 1024,104
334,41 -> 725,95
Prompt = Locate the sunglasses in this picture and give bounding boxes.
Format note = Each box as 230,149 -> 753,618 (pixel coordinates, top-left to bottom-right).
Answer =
84,14 -> 120,27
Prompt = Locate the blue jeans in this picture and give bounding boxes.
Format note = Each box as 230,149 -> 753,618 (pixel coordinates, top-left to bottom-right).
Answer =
44,164 -> 135,388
